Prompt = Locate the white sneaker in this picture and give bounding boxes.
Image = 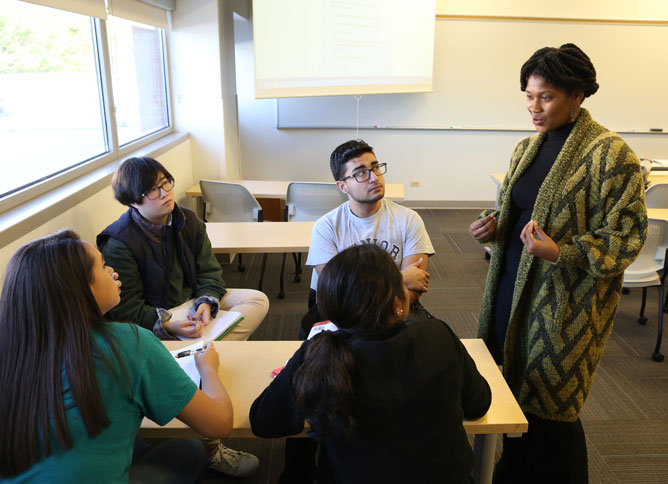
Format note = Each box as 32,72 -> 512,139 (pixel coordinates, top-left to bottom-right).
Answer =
208,443 -> 260,477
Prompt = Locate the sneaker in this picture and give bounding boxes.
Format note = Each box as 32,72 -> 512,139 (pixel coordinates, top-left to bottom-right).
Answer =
208,443 -> 260,477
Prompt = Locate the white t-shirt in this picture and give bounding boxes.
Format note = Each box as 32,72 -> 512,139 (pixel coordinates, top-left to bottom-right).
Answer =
305,199 -> 435,289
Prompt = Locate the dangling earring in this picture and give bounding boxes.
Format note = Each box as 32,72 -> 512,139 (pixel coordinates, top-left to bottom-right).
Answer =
570,105 -> 580,122
396,308 -> 404,317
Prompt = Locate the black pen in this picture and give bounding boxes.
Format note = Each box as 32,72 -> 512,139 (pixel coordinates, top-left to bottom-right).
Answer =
175,348 -> 204,358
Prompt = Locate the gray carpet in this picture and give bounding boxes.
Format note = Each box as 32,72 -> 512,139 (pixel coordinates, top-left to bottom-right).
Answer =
200,208 -> 668,483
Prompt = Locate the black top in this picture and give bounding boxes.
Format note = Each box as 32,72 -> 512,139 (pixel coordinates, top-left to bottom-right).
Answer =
249,317 -> 492,484
494,121 -> 575,351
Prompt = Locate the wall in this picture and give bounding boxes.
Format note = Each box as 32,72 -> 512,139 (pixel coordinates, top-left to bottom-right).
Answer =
0,139 -> 195,286
234,2 -> 668,205
170,0 -> 239,181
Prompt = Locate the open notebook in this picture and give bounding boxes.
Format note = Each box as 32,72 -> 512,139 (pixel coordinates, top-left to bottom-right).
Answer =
169,341 -> 202,386
168,298 -> 244,342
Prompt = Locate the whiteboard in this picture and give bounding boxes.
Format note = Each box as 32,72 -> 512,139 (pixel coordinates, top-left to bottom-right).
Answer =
276,18 -> 668,132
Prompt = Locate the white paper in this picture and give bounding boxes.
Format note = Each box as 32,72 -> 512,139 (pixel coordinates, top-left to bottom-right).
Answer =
167,298 -> 244,342
169,341 -> 202,386
307,320 -> 339,340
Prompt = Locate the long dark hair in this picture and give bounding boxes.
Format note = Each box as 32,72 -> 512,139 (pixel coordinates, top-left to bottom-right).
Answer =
0,230 -> 119,477
293,244 -> 407,438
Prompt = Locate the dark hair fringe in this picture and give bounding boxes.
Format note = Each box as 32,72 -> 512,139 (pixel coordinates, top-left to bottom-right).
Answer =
111,156 -> 174,206
520,43 -> 599,98
329,139 -> 374,181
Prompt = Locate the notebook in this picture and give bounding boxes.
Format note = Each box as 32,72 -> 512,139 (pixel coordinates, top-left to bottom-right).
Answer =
169,341 -> 202,386
168,298 -> 244,342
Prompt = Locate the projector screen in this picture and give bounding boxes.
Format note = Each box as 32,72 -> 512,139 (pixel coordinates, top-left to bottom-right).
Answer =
252,0 -> 436,99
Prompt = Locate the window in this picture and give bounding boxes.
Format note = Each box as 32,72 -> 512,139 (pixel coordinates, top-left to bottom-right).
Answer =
0,0 -> 171,202
0,1 -> 107,198
107,15 -> 169,147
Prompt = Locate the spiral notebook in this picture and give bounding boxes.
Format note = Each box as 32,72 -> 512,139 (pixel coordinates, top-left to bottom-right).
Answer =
168,299 -> 244,342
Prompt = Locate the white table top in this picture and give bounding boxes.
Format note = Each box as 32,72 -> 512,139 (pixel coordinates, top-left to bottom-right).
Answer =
138,339 -> 527,438
206,221 -> 314,254
187,179 -> 405,201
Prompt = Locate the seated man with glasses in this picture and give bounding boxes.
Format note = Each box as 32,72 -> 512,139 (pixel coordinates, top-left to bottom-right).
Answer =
305,139 -> 435,319
97,156 -> 268,477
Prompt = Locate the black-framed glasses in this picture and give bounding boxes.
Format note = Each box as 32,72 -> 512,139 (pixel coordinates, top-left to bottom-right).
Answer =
142,178 -> 174,200
340,162 -> 387,183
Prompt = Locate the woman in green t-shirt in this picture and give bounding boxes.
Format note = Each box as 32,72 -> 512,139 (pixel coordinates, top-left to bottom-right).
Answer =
0,230 -> 234,483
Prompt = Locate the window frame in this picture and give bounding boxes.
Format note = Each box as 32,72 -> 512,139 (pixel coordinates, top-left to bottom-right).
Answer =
0,13 -> 173,215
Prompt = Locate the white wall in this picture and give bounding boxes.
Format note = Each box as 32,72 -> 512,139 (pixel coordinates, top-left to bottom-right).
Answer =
233,3 -> 668,205
169,0 -> 239,181
0,139 -> 195,286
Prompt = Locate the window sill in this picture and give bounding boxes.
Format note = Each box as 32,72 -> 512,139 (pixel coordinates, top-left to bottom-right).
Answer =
0,132 -> 190,249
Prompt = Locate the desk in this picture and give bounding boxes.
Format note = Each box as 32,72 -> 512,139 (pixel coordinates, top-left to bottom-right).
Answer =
139,339 -> 527,484
187,179 -> 405,202
206,221 -> 313,254
647,208 -> 668,221
649,173 -> 668,186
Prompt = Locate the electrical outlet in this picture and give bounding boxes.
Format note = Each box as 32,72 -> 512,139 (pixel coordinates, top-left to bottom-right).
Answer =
410,180 -> 421,187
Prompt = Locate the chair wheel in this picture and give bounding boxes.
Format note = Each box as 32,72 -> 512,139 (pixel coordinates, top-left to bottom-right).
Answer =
294,275 -> 301,283
277,291 -> 285,299
652,352 -> 664,362
238,265 -> 246,272
638,316 -> 648,325
622,287 -> 630,295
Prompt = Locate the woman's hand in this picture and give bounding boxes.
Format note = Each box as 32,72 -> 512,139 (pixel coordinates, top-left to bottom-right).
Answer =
162,318 -> 204,338
194,341 -> 220,377
520,220 -> 559,262
470,213 -> 497,242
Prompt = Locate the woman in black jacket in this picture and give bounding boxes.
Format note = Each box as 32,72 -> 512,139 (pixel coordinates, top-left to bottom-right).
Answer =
250,244 -> 491,484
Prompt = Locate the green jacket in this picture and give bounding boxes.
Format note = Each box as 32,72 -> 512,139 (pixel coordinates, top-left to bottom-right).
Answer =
100,207 -> 225,333
479,108 -> 647,422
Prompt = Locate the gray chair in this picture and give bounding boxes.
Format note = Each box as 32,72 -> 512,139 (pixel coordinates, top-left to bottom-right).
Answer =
627,182 -> 668,310
278,182 -> 347,298
199,180 -> 268,290
622,217 -> 668,362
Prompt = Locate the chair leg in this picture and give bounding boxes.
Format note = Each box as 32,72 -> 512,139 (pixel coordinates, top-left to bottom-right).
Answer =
238,253 -> 245,272
258,253 -> 267,292
654,286 -> 665,362
278,253 -> 287,299
292,253 -> 301,282
638,287 -> 648,325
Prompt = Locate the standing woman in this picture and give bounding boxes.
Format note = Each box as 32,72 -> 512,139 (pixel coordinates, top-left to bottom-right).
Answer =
250,244 -> 491,484
0,230 -> 234,483
470,44 -> 647,483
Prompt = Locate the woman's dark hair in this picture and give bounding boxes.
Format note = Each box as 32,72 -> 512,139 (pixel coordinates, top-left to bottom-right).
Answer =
520,43 -> 599,98
112,156 -> 174,206
293,244 -> 406,438
0,230 -> 121,477
330,139 -> 374,181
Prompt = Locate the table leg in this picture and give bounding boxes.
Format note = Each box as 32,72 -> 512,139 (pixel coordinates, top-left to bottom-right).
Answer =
473,433 -> 496,484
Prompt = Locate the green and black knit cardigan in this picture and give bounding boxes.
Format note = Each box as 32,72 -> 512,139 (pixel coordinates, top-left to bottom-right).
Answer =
478,108 -> 648,422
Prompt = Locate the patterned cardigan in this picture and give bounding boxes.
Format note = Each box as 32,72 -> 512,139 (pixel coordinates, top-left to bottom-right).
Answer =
478,108 -> 647,422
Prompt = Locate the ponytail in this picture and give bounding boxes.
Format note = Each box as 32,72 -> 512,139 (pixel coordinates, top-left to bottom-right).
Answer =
293,331 -> 356,438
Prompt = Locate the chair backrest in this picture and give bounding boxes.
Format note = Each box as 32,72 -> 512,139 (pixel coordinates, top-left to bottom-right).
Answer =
644,183 -> 668,208
199,180 -> 263,222
625,218 -> 668,276
285,182 -> 347,221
